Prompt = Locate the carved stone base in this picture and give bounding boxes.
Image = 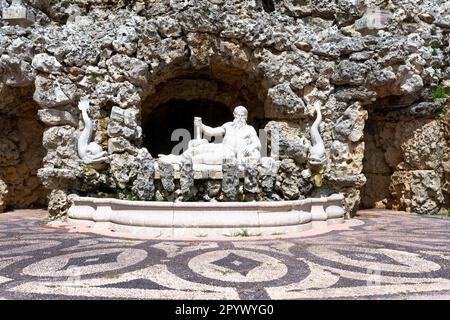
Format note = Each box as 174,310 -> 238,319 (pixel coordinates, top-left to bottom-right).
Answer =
67,194 -> 345,237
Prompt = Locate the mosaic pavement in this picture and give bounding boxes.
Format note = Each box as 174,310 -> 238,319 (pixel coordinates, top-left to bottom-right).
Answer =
0,210 -> 449,300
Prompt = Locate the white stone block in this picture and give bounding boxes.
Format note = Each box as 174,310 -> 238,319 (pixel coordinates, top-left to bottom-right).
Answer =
2,1 -> 35,26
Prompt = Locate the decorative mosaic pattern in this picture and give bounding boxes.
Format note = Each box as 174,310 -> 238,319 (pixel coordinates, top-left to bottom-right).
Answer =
0,211 -> 449,300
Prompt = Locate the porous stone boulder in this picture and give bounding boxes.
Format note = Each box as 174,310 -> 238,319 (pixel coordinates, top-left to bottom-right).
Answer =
33,76 -> 76,108
106,54 -> 149,87
222,157 -> 239,199
37,168 -> 78,190
31,53 -> 62,74
130,148 -> 155,201
243,159 -> 259,194
400,120 -> 446,170
180,154 -> 194,196
110,153 -> 136,189
265,121 -> 310,164
107,106 -> 141,141
42,125 -> 78,168
266,83 -> 307,118
330,140 -> 365,175
112,25 -> 139,56
206,180 -> 221,198
108,137 -> 136,155
390,170 -> 445,214
48,189 -> 70,219
158,160 -> 175,193
0,55 -> 34,87
334,102 -> 368,142
95,81 -> 142,109
38,109 -> 78,127
258,157 -> 280,194
278,159 -> 300,200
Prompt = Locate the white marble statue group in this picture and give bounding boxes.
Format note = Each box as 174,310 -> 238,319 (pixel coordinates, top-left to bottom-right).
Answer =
159,106 -> 262,169
76,97 -> 326,170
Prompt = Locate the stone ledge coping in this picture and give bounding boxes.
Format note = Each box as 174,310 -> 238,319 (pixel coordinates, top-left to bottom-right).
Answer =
68,194 -> 345,237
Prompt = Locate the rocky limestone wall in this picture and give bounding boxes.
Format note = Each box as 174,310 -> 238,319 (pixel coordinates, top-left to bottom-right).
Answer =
0,86 -> 48,211
0,0 -> 449,217
362,100 -> 449,214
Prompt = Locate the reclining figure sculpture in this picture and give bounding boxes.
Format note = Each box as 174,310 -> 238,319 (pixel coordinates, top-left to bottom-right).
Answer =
159,106 -> 261,169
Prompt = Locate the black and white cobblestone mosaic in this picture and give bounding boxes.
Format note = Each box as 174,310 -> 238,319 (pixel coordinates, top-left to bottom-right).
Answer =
0,211 -> 449,300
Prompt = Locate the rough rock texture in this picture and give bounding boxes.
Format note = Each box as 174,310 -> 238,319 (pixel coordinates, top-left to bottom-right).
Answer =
130,148 -> 154,201
158,160 -> 175,193
278,159 -> 301,200
47,189 -> 69,219
334,102 -> 368,142
244,159 -> 260,194
179,154 -> 194,197
265,121 -> 311,164
0,0 -> 449,216
0,88 -> 48,211
258,157 -> 280,194
362,109 -> 449,214
110,153 -> 135,189
222,157 -> 240,199
390,170 -> 444,214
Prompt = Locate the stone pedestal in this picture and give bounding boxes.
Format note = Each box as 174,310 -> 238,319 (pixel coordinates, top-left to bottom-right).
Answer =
67,194 -> 346,237
2,1 -> 35,26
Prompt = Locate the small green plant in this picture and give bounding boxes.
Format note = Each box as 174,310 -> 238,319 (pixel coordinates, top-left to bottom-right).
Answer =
297,131 -> 304,138
89,71 -> 101,83
235,229 -> 250,237
435,110 -> 443,120
154,193 -> 166,201
80,163 -> 93,173
231,229 -> 262,237
432,84 -> 450,100
333,61 -> 339,70
116,188 -> 138,201
440,208 -> 450,217
195,233 -> 208,238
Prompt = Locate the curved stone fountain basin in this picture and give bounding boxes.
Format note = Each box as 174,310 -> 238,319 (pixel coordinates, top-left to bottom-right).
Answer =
67,194 -> 345,237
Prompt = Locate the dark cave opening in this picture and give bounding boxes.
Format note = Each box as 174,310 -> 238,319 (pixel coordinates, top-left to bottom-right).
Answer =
142,99 -> 234,156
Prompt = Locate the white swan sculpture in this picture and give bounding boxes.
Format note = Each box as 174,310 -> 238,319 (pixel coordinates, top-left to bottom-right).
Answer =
77,96 -> 109,165
308,101 -> 327,166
